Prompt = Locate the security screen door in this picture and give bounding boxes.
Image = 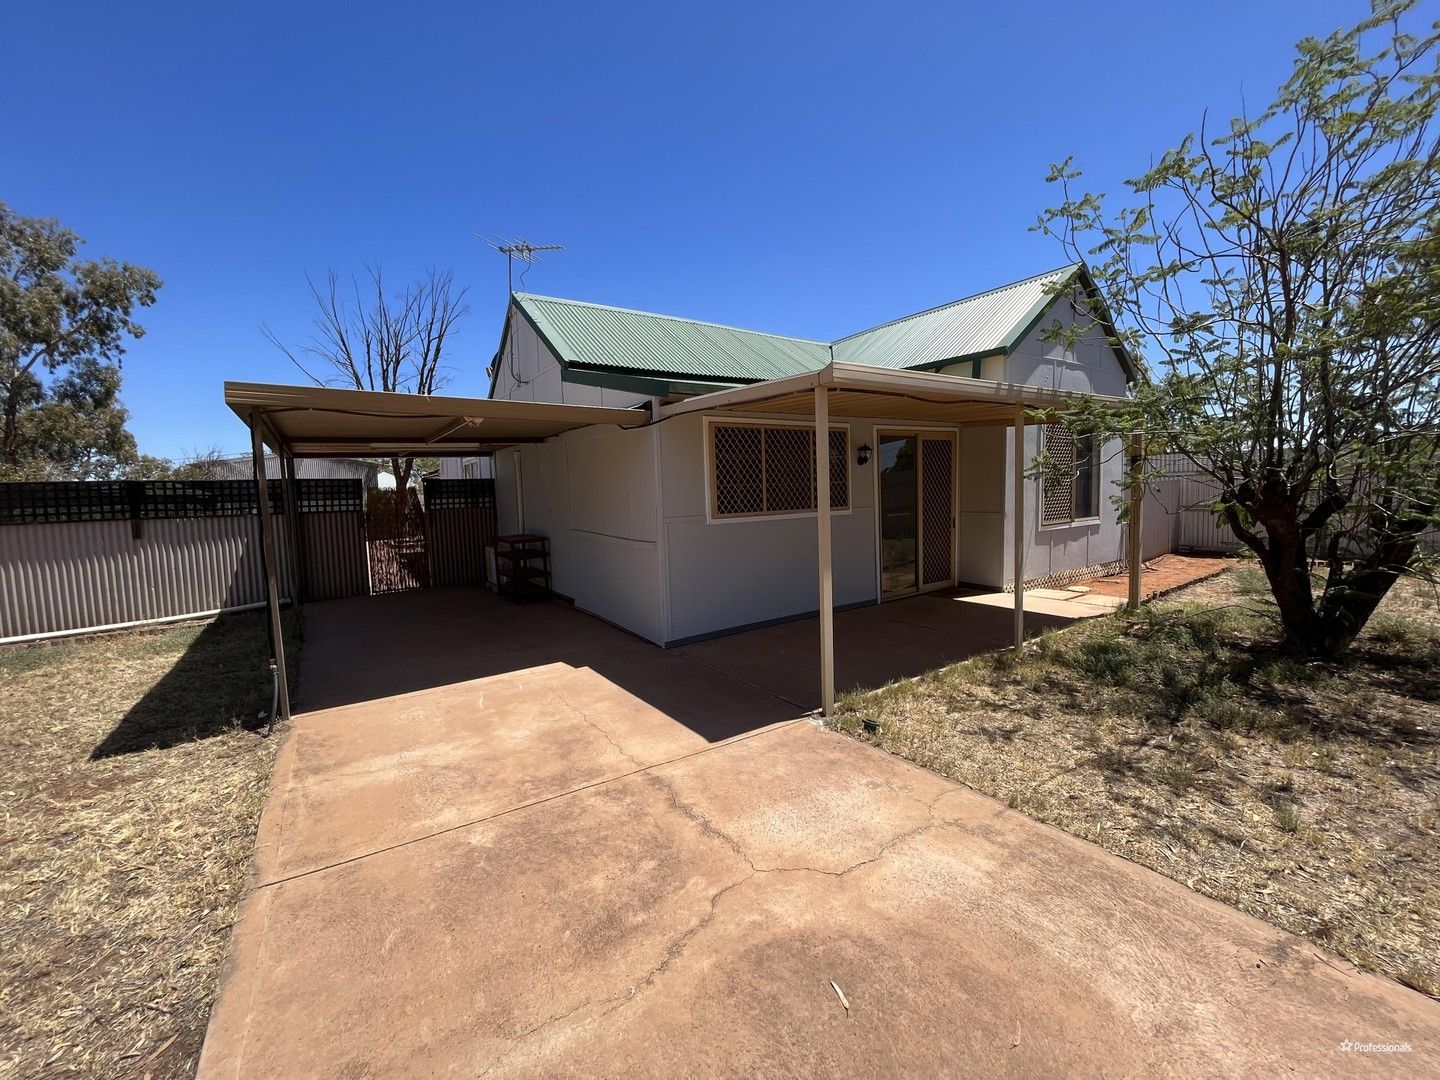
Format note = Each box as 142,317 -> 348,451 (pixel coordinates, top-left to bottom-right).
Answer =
879,432 -> 955,599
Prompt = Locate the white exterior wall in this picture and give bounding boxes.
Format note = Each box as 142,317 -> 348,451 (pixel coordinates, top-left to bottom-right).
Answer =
957,424 -> 1007,585
494,423 -> 665,643
488,286 -> 1135,642
491,309 -> 650,409
659,411 -> 882,643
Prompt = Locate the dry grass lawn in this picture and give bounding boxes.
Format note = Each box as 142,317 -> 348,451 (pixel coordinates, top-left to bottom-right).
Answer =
0,611 -> 297,1078
835,566 -> 1440,999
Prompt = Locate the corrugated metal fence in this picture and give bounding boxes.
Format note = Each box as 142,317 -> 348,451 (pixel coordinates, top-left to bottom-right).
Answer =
0,479 -> 367,642
423,478 -> 498,587
1,477 -> 499,643
1147,460 -> 1439,557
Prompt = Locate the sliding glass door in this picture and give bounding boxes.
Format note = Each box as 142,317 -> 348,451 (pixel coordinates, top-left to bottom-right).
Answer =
878,436 -> 918,597
878,432 -> 956,599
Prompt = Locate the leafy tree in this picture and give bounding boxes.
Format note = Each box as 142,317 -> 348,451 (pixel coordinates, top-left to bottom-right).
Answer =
5,358 -> 171,479
263,267 -> 469,491
0,201 -> 163,478
1035,1 -> 1440,658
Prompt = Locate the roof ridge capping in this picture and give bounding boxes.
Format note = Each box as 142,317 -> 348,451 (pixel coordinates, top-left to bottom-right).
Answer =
830,263 -> 1082,345
514,292 -> 829,346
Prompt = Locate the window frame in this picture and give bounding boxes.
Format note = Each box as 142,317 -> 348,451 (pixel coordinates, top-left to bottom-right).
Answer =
704,416 -> 852,524
1040,426 -> 1103,528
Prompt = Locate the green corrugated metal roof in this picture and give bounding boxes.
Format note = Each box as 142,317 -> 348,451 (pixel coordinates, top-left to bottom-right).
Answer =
513,263 -> 1097,387
831,265 -> 1080,369
515,293 -> 831,383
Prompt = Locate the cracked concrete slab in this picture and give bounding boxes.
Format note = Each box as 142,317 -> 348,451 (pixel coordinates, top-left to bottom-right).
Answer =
201,589 -> 1440,1078
254,590 -> 802,883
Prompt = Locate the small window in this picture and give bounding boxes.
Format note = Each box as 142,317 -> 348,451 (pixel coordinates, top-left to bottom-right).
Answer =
1042,426 -> 1100,525
710,422 -> 849,519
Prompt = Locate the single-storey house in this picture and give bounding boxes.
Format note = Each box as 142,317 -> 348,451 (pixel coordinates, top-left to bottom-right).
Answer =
227,262 -> 1143,720
479,264 -> 1138,648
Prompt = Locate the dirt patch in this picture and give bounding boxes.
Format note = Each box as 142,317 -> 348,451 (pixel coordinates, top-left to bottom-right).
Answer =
1079,552 -> 1234,600
0,611 -> 298,1078
835,566 -> 1440,999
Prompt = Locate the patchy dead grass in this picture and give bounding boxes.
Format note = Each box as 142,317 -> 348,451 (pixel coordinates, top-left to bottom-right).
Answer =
0,611 -> 298,1078
835,567 -> 1440,999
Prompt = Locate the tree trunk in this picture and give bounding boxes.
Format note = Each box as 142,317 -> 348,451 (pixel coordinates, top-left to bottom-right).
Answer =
1251,513 -> 1330,656
1252,511 -> 1418,659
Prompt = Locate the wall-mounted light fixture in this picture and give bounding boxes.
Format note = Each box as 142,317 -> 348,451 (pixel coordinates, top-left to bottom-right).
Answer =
856,443 -> 873,467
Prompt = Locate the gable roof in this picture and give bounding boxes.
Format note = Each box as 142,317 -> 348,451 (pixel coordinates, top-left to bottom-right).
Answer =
505,263 -> 1137,394
514,293 -> 831,384
831,264 -> 1079,369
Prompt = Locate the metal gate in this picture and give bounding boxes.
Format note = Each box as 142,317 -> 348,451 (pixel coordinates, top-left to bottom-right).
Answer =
366,487 -> 429,593
423,478 -> 498,586
295,479 -> 369,601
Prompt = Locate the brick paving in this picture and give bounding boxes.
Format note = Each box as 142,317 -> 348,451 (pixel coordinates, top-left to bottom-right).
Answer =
1079,553 -> 1235,601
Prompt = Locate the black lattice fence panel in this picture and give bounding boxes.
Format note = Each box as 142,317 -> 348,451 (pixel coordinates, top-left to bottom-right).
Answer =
0,480 -> 283,528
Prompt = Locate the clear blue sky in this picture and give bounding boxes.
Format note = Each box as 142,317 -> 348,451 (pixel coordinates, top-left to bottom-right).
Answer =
5,1 -> 1362,461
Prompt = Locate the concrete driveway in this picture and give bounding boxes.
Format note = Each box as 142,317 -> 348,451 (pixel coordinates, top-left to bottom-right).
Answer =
201,589 -> 1437,1077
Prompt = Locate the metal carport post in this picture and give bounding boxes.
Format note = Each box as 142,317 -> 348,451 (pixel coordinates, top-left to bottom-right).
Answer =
1012,402 -> 1026,650
814,381 -> 835,717
249,416 -> 291,723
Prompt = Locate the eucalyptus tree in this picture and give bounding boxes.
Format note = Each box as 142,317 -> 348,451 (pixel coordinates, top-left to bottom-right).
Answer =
0,201 -> 162,477
1035,1 -> 1440,657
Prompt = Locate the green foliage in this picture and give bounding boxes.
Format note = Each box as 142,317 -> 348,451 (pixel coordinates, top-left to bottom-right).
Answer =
0,200 -> 162,478
1034,2 -> 1440,657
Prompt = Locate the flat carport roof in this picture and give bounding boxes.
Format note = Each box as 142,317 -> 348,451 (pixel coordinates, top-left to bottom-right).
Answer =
223,381 -> 651,724
658,360 -> 1127,424
225,381 -> 649,457
659,361 -> 1143,715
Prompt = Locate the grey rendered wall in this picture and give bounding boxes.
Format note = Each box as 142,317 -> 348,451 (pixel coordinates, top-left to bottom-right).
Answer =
998,295 -> 1133,585
493,423 -> 665,643
1000,426 -> 1127,586
1003,288 -> 1130,397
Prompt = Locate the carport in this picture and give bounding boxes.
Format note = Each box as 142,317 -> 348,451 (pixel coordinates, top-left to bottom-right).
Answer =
224,381 -> 650,721
659,361 -> 1145,713
227,366 -> 1145,724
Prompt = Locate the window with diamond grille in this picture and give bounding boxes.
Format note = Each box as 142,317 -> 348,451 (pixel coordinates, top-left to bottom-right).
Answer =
1041,426 -> 1100,525
710,422 -> 849,518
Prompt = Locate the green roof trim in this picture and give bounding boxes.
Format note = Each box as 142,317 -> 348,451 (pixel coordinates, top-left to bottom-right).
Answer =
503,263 -> 1140,396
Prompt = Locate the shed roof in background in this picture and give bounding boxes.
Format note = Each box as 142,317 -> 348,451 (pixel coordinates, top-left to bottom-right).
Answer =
225,382 -> 648,457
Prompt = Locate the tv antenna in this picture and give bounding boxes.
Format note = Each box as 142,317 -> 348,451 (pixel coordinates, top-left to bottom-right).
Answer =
479,235 -> 565,293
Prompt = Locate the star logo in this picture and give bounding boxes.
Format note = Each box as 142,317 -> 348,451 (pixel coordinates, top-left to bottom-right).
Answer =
1340,1040 -> 1353,1052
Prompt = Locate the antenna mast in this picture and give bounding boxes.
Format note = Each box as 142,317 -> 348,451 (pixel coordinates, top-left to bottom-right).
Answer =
480,235 -> 565,293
